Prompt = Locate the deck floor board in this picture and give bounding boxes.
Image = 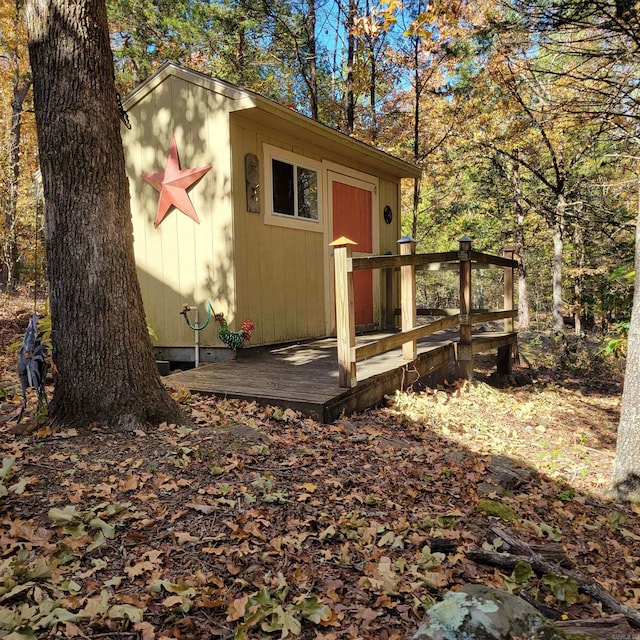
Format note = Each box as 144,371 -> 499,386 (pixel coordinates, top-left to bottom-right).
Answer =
165,330 -> 516,422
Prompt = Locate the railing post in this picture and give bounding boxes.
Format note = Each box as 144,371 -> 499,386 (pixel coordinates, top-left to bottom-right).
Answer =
384,251 -> 395,330
503,246 -> 514,333
331,236 -> 357,388
458,236 -> 473,379
398,236 -> 417,360
498,245 -> 516,375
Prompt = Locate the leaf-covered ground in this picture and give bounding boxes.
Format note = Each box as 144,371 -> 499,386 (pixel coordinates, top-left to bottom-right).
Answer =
0,296 -> 639,640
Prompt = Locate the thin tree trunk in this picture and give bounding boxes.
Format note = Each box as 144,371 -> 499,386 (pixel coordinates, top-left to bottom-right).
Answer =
25,0 -> 184,431
411,33 -> 421,239
236,26 -> 246,83
369,36 -> 377,142
8,82 -> 32,288
518,265 -> 530,330
612,181 -> 640,504
2,0 -> 31,289
511,152 -> 530,329
573,220 -> 584,336
515,232 -> 530,331
346,0 -> 356,132
412,177 -> 420,240
364,0 -> 377,143
552,194 -> 566,333
306,0 -> 318,120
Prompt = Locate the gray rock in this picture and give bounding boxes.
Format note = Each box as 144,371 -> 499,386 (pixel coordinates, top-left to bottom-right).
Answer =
410,585 -> 597,640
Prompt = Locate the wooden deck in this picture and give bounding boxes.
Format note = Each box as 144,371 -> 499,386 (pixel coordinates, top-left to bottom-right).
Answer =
165,329 -> 517,423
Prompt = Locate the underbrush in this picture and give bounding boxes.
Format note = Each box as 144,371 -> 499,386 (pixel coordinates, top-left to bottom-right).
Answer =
517,330 -> 626,384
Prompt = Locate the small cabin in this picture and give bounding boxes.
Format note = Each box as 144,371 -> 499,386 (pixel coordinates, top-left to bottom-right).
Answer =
121,62 -> 421,363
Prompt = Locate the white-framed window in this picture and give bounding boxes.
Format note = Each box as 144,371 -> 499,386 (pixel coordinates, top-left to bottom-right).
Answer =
264,145 -> 323,232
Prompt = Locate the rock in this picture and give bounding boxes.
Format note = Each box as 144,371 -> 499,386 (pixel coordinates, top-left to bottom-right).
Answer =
410,584 -> 598,640
476,481 -> 502,497
486,454 -> 535,490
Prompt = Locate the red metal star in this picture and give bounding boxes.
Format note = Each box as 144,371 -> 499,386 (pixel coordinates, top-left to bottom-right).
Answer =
141,137 -> 211,228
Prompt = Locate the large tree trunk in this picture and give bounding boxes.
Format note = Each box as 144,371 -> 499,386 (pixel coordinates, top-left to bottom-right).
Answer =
25,0 -> 184,431
612,195 -> 640,504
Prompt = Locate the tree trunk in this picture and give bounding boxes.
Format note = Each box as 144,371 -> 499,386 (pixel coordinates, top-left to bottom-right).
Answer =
612,195 -> 640,504
552,194 -> 565,333
25,0 -> 184,431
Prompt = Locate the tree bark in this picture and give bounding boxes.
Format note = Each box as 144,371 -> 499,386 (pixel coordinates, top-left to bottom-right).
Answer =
612,200 -> 640,503
25,0 -> 184,431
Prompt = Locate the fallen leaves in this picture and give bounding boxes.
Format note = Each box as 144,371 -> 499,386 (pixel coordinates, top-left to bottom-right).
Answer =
0,366 -> 637,639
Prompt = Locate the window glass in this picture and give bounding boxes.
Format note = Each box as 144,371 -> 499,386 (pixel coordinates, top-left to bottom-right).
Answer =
265,145 -> 321,229
297,167 -> 318,220
272,159 -> 294,216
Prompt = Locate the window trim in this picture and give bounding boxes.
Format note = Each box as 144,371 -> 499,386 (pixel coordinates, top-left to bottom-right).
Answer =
263,144 -> 324,233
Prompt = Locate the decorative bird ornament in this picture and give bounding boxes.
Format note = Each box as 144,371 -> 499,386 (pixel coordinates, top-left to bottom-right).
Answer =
214,313 -> 255,350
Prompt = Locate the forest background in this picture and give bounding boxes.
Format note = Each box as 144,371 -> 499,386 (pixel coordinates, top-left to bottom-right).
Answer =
1,0 -> 638,340
1,2 -> 640,638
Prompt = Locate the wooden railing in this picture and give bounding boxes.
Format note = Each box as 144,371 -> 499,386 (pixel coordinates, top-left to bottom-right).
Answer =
331,235 -> 519,387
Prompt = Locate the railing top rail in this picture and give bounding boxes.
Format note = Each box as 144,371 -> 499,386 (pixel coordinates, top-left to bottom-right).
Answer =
468,250 -> 518,268
349,249 -> 518,272
351,251 -> 459,271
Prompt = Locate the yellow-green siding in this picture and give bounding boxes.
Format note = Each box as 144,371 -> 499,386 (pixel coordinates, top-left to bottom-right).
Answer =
230,114 -> 327,345
123,74 -> 234,348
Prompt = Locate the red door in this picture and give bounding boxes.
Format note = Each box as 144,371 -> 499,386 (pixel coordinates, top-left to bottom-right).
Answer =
332,180 -> 374,326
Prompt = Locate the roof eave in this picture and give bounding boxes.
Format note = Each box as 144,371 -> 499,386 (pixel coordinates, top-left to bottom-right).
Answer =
253,98 -> 422,179
123,61 -> 421,180
122,61 -> 257,110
